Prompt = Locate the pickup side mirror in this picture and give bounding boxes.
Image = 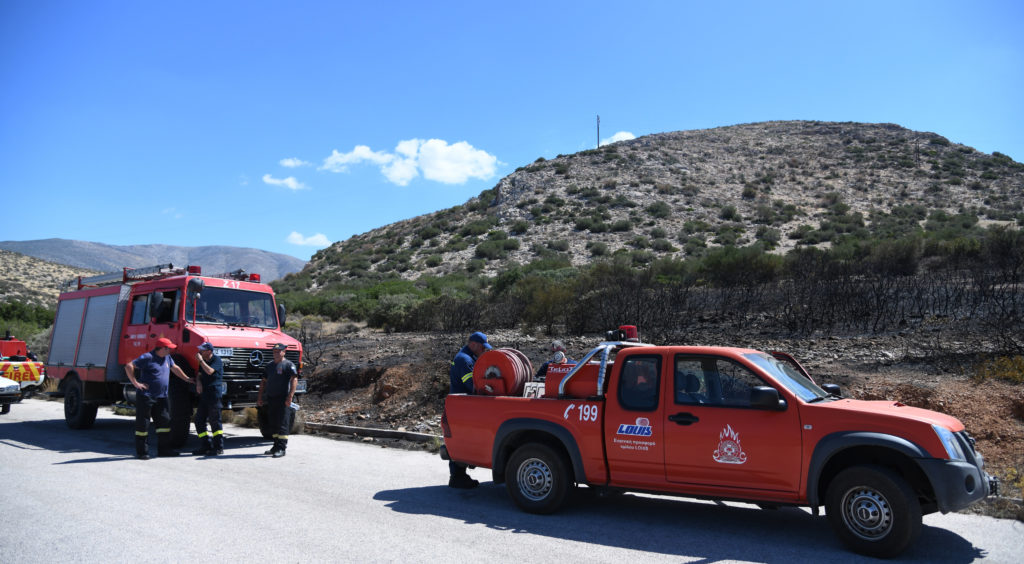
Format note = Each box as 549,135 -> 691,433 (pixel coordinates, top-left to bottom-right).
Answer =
821,383 -> 842,397
751,386 -> 787,411
278,303 -> 286,327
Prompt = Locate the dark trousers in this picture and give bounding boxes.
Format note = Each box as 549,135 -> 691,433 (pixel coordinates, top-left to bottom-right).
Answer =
194,385 -> 224,448
266,397 -> 291,443
135,394 -> 171,454
450,461 -> 470,477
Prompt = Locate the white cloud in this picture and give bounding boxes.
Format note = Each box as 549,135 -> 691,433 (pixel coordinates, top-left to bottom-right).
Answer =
286,231 -> 331,247
262,174 -> 307,190
320,138 -> 498,186
280,157 -> 311,168
320,145 -> 394,173
601,131 -> 635,146
160,207 -> 183,219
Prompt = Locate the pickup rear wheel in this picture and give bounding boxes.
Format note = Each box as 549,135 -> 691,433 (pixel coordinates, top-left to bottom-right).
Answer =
64,377 -> 98,429
825,464 -> 922,558
505,443 -> 573,514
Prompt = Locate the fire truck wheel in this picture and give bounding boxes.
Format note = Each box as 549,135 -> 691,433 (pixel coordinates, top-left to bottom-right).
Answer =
825,464 -> 922,558
168,375 -> 194,448
257,405 -> 301,438
64,377 -> 98,429
1,404 -> 9,415
505,443 -> 573,514
257,406 -> 274,439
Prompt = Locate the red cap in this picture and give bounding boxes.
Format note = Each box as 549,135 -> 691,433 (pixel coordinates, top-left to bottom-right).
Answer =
156,337 -> 177,349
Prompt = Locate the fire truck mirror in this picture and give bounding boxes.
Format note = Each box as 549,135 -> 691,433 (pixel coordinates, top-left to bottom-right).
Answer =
187,277 -> 204,296
278,303 -> 286,326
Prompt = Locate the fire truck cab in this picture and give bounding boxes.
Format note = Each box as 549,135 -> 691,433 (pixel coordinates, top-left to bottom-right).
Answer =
46,264 -> 304,446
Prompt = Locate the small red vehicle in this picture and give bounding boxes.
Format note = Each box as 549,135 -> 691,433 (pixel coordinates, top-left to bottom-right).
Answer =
442,326 -> 996,558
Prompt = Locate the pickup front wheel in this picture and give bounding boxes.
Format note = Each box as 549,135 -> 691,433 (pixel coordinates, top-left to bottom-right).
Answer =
825,464 -> 922,558
505,443 -> 572,514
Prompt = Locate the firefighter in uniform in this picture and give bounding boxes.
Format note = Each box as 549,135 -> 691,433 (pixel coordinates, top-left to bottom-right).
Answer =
192,342 -> 226,456
124,337 -> 194,460
258,343 -> 297,458
446,331 -> 491,488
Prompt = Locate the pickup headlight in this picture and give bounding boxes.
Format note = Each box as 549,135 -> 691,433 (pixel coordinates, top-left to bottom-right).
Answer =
1,384 -> 19,394
933,424 -> 966,461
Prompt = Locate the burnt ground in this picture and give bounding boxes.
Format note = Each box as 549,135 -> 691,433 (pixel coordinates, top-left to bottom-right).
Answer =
297,326 -> 1024,519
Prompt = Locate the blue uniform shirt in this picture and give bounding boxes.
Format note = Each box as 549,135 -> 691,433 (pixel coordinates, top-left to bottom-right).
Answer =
448,345 -> 477,394
132,352 -> 175,399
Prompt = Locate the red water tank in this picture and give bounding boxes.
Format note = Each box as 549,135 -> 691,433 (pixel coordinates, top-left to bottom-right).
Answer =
472,348 -> 533,396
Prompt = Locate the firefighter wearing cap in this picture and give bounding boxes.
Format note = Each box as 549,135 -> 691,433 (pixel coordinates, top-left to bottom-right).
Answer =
124,337 -> 194,459
258,343 -> 297,458
192,342 -> 226,456
446,331 -> 492,488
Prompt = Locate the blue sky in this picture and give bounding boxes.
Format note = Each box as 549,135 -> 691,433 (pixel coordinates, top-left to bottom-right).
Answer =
2,1 -> 1021,260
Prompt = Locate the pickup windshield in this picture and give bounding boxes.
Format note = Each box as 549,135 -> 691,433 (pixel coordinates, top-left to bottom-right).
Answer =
187,287 -> 278,329
744,352 -> 828,403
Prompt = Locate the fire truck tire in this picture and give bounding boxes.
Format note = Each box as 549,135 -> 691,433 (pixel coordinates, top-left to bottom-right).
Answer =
505,443 -> 573,514
64,377 -> 98,429
1,404 -> 9,415
825,464 -> 922,558
257,405 -> 300,438
167,371 -> 195,448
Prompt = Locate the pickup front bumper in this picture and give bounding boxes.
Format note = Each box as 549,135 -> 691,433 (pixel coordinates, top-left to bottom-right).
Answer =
918,457 -> 996,513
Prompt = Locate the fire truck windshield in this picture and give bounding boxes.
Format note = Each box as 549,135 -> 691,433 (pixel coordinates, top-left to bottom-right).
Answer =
188,287 -> 278,328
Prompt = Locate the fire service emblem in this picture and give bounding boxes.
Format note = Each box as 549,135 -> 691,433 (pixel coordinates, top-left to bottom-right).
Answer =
713,424 -> 747,465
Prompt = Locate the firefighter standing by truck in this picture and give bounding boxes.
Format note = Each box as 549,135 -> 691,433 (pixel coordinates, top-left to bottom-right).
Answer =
124,337 -> 194,459
258,343 -> 297,458
192,342 -> 225,456
446,331 -> 492,488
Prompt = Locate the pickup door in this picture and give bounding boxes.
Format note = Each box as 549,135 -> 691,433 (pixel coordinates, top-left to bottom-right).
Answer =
604,351 -> 803,496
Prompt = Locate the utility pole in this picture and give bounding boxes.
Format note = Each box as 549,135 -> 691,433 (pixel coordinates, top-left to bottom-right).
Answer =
597,115 -> 600,148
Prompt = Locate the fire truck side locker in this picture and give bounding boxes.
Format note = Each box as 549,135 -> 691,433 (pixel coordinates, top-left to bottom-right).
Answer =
47,285 -> 130,428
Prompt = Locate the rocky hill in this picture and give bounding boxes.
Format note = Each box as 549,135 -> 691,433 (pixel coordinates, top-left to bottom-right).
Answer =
294,121 -> 1022,287
0,239 -> 306,282
0,249 -> 98,307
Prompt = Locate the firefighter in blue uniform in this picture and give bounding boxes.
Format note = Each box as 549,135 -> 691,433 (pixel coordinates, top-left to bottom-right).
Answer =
258,343 -> 297,458
192,342 -> 226,456
447,331 -> 491,488
124,337 -> 194,459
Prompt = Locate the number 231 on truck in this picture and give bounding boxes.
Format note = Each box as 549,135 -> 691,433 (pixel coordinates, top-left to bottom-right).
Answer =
441,327 -> 996,558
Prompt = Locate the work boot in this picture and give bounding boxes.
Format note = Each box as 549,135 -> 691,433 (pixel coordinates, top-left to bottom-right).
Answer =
192,439 -> 212,456
264,439 -> 281,455
272,439 -> 287,458
448,474 -> 479,489
135,437 -> 150,460
212,433 -> 224,456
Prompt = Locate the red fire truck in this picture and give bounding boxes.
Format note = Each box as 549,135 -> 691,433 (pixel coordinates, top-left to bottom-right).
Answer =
46,264 -> 304,446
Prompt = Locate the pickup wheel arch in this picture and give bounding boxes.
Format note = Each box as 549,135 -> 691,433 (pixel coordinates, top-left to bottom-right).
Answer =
492,418 -> 586,485
807,432 -> 933,511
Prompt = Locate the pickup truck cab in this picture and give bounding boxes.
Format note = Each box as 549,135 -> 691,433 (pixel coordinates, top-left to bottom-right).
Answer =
442,335 -> 996,558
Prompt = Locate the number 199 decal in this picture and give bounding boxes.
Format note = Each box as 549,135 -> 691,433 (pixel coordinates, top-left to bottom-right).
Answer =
564,403 -> 599,422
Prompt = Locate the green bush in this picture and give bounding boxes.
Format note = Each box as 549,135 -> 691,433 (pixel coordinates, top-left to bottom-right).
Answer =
646,201 -> 672,219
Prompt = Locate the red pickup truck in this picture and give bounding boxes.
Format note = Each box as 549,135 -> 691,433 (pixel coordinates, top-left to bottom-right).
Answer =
441,330 -> 996,558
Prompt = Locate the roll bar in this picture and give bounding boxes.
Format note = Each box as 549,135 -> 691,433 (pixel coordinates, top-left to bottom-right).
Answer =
557,341 -> 654,398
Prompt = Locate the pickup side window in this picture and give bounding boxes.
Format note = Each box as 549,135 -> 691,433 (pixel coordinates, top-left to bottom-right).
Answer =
674,355 -> 770,408
129,295 -> 150,325
618,355 -> 661,411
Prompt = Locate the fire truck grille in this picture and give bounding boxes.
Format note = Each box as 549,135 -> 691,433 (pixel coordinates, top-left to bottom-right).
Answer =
220,348 -> 301,375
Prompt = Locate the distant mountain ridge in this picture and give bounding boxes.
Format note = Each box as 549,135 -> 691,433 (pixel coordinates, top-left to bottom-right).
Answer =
0,239 -> 306,282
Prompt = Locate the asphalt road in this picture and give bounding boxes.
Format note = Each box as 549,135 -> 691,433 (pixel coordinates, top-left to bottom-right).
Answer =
1,398 -> 1020,563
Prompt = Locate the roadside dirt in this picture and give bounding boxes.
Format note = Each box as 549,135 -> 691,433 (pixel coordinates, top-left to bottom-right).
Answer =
297,327 -> 1024,518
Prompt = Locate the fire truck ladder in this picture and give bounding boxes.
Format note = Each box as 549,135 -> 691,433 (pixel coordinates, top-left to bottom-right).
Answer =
63,263 -> 185,292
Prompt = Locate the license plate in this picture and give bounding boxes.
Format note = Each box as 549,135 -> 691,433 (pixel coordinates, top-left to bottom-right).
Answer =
214,348 -> 234,357
296,379 -> 307,393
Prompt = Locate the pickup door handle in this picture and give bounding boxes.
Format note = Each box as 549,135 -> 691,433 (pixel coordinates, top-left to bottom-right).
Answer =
668,412 -> 699,425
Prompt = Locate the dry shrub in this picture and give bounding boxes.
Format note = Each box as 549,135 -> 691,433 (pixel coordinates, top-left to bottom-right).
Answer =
973,356 -> 1024,384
